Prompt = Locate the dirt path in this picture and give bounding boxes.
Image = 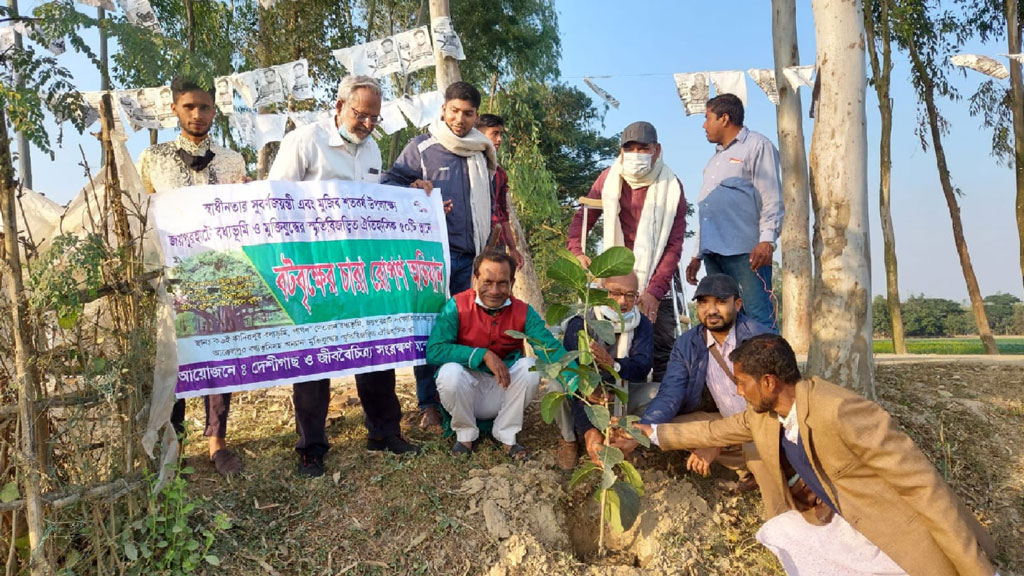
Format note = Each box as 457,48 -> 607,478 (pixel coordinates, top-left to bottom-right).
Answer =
175,361 -> 1022,575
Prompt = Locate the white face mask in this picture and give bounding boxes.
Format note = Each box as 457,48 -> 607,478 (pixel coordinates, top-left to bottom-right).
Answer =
621,152 -> 653,178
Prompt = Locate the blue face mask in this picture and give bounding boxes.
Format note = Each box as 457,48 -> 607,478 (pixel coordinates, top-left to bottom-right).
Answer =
475,294 -> 511,311
338,122 -> 365,145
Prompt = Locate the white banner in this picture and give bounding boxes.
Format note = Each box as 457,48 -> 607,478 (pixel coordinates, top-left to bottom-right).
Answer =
673,72 -> 709,116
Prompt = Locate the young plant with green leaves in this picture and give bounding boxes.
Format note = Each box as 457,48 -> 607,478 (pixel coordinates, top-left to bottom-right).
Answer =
509,246 -> 649,552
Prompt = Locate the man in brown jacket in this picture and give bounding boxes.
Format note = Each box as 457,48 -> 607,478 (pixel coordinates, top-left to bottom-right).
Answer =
637,334 -> 998,576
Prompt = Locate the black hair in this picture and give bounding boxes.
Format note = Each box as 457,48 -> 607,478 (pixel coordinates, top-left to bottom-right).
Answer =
444,81 -> 481,109
477,114 -> 504,129
728,333 -> 801,385
472,249 -> 517,281
706,93 -> 745,127
170,76 -> 214,102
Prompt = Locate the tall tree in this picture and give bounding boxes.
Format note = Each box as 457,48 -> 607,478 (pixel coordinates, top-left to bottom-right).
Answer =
1008,0 -> 1024,297
806,0 -> 874,395
895,0 -> 999,354
864,0 -> 908,354
772,0 -> 813,354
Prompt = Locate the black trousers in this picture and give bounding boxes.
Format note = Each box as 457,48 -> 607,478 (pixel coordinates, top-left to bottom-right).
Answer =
652,280 -> 683,383
293,371 -> 403,456
170,393 -> 231,438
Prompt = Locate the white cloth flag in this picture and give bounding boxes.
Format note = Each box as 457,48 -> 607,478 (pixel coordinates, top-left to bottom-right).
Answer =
288,110 -> 331,127
396,26 -> 435,74
378,100 -> 407,135
332,45 -> 372,76
273,58 -> 314,101
214,76 -> 234,114
710,70 -> 747,106
748,68 -> 780,105
253,114 -> 288,150
673,72 -> 709,116
75,0 -> 116,9
397,90 -> 444,128
117,0 -> 163,35
365,37 -> 403,78
583,77 -> 620,109
431,16 -> 465,60
0,28 -> 15,51
950,54 -> 1009,79
231,113 -> 256,149
783,65 -> 815,91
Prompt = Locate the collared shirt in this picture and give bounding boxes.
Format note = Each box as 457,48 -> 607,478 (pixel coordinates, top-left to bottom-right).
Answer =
778,400 -> 800,444
268,117 -> 382,183
695,127 -> 784,258
138,134 -> 246,194
704,327 -> 748,417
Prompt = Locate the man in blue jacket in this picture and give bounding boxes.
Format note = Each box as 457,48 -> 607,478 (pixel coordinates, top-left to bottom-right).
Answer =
615,273 -> 781,513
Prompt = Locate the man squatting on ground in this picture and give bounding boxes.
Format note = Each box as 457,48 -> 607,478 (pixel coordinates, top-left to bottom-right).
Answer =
139,76 -> 246,477
268,74 -> 433,477
384,81 -> 500,433
637,334 -> 1000,576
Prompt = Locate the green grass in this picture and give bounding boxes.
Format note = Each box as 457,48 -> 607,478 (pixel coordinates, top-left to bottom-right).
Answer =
873,337 -> 1024,355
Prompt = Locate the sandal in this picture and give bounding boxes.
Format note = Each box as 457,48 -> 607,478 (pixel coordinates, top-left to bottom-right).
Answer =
503,443 -> 530,462
210,448 -> 243,477
451,441 -> 474,456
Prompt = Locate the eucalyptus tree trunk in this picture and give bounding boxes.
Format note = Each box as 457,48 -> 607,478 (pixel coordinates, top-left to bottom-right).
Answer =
771,0 -> 812,354
7,0 -> 32,190
806,0 -> 874,396
1007,0 -> 1024,296
428,0 -> 461,92
0,106 -> 52,576
906,40 -> 999,355
864,0 -> 907,354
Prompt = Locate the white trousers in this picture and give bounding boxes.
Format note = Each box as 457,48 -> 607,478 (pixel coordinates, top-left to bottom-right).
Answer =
436,357 -> 538,446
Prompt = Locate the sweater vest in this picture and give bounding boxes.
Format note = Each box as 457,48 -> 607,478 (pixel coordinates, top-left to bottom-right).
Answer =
454,289 -> 527,360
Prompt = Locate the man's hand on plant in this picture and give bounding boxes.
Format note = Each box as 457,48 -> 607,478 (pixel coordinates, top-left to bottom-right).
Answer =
610,435 -> 640,456
574,253 -> 591,268
589,341 -> 615,371
483,350 -> 510,389
584,428 -> 605,466
638,292 -> 659,322
686,446 -> 721,477
633,423 -> 653,438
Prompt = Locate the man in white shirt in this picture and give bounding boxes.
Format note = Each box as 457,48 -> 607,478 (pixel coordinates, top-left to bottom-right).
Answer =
269,75 -> 432,477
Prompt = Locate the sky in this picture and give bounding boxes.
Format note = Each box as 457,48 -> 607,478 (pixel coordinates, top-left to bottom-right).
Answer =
14,0 -> 1023,302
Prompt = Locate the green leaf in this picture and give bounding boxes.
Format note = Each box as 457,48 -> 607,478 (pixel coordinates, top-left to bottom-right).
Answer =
617,461 -> 644,497
540,391 -> 565,425
589,246 -> 635,278
559,350 -> 580,368
0,482 -> 19,503
505,329 -> 528,340
584,404 -> 610,431
547,257 -> 587,291
597,445 -> 623,469
577,332 -> 593,366
623,421 -> 651,448
205,555 -> 221,566
556,247 -> 583,264
576,369 -> 600,397
541,360 -> 564,380
57,310 -> 78,330
600,465 -> 617,490
545,303 -> 570,326
569,462 -> 599,490
609,384 -> 629,405
610,480 -> 641,531
123,542 -> 138,562
589,319 -> 616,347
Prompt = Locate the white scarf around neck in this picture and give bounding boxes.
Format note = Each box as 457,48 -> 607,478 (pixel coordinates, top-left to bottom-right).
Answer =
601,154 -> 683,293
592,304 -> 642,380
427,116 -> 497,254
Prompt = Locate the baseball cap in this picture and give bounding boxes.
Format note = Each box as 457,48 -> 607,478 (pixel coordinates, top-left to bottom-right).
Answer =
621,121 -> 658,147
692,274 -> 741,300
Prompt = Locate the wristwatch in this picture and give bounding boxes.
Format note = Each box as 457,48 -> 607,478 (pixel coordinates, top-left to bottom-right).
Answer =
613,361 -> 621,373
767,241 -> 777,250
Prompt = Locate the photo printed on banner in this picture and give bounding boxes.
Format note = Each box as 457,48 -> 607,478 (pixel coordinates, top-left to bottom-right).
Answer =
231,112 -> 256,149
253,67 -> 285,108
396,26 -> 434,74
80,91 -> 126,135
673,72 -> 709,116
273,59 -> 314,101
365,37 -> 403,78
747,68 -> 780,105
119,87 -> 162,130
11,22 -> 65,55
583,77 -> 620,109
155,86 -> 177,128
117,0 -> 162,34
75,0 -> 116,10
950,54 -> 1010,79
710,70 -> 747,106
431,16 -> 465,60
215,76 -> 234,114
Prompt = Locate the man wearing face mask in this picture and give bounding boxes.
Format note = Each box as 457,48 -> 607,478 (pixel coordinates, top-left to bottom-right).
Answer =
384,81 -> 497,433
269,75 -> 431,477
560,272 -> 655,468
567,121 -> 687,384
686,93 -> 784,329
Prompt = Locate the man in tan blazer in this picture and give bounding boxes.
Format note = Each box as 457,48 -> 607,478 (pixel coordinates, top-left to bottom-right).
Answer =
637,334 -> 998,576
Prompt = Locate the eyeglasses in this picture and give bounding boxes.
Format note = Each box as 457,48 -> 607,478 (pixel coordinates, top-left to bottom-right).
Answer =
608,290 -> 639,302
349,106 -> 383,125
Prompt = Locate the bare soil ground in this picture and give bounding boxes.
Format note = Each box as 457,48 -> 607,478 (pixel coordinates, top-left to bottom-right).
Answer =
176,360 -> 1023,575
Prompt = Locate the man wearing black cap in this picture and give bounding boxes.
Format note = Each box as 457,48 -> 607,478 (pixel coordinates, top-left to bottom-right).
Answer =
567,121 -> 687,384
612,274 -> 783,515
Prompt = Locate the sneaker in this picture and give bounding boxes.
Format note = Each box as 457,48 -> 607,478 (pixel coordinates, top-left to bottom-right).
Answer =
297,452 -> 325,478
367,435 -> 421,455
418,405 -> 443,433
556,439 -> 578,471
